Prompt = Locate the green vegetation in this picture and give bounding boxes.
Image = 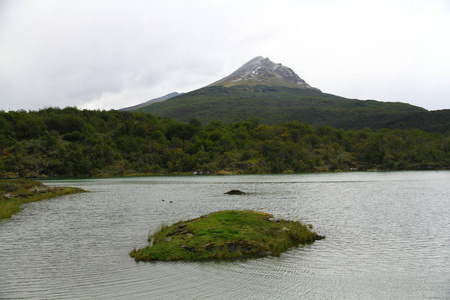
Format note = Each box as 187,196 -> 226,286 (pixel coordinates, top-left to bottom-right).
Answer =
0,179 -> 84,220
130,210 -> 323,261
1,107 -> 449,178
135,86 -> 450,132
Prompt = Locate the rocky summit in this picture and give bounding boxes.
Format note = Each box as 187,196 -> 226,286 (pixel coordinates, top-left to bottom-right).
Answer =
209,56 -> 319,90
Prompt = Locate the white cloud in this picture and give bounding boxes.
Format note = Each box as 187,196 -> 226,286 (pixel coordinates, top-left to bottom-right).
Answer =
0,0 -> 449,111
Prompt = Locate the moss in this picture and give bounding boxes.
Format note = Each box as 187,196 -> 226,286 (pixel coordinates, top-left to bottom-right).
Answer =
0,179 -> 85,220
130,210 -> 324,262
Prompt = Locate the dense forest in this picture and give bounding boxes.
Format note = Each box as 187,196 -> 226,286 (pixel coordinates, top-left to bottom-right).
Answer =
0,107 -> 449,178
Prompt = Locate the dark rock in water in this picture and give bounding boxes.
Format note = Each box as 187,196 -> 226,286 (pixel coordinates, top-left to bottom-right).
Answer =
314,234 -> 325,240
225,190 -> 245,195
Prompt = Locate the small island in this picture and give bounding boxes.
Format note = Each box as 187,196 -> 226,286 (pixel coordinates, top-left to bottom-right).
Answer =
0,179 -> 84,220
224,189 -> 246,195
130,210 -> 324,262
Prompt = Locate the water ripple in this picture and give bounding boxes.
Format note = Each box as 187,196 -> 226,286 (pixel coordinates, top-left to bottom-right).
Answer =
1,171 -> 449,299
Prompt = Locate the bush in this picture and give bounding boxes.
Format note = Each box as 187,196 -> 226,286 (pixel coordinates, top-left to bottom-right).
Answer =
0,181 -> 20,193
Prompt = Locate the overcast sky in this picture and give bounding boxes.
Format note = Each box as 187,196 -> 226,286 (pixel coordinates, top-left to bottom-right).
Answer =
1,0 -> 449,112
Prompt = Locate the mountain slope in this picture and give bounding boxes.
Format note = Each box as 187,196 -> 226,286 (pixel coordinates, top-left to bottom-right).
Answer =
131,57 -> 447,131
137,85 -> 426,127
120,92 -> 182,111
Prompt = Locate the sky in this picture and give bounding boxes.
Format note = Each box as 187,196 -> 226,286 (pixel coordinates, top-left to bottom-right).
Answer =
1,0 -> 449,112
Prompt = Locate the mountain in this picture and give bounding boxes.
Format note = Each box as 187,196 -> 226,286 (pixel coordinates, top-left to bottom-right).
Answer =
208,56 -> 319,90
130,57 -> 450,132
120,92 -> 182,111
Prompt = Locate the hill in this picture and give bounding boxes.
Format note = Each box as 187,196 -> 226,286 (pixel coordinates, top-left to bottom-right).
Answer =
136,85 -> 432,129
131,57 -> 445,131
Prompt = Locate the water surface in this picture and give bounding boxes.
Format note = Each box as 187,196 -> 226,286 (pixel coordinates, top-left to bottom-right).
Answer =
1,171 -> 449,299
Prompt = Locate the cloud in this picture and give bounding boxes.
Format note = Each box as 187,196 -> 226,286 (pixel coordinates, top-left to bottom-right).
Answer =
0,0 -> 449,111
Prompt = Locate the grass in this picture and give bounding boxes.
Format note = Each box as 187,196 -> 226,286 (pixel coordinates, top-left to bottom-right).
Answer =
0,179 -> 85,220
130,210 -> 324,262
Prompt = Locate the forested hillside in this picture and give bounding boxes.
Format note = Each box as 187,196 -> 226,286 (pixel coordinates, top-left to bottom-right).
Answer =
1,107 -> 449,178
133,86 -> 450,132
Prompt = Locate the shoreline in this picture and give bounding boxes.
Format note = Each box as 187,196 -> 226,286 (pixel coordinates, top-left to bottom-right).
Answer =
0,179 -> 85,220
29,168 -> 449,181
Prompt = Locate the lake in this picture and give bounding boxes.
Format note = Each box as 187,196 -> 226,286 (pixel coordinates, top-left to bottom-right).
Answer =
1,171 -> 449,299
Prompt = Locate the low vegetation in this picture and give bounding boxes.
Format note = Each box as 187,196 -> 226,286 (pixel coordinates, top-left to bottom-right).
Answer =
0,179 -> 84,220
1,107 -> 449,178
130,210 -> 324,261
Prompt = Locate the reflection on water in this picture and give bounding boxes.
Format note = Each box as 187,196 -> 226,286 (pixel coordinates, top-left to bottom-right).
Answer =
1,171 -> 450,299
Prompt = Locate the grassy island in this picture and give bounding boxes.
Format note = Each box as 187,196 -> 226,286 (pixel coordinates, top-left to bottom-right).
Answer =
0,179 -> 85,220
130,210 -> 324,262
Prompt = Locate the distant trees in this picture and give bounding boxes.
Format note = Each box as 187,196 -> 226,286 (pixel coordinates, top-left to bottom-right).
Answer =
0,107 -> 449,178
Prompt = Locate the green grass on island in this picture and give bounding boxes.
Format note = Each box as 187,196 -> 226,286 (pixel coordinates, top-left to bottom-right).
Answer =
130,210 -> 324,262
0,179 -> 85,220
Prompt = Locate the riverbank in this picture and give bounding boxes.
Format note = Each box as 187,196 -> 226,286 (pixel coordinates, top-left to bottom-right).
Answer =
0,179 -> 85,220
130,210 -> 324,262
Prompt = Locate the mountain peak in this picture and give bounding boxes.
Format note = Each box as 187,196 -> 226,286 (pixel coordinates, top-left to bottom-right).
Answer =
209,56 -> 319,90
